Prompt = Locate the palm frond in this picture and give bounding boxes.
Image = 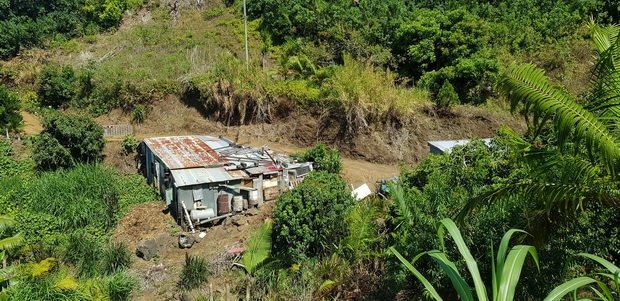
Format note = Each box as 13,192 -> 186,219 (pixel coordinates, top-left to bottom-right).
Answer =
585,23 -> 620,125
243,220 -> 273,275
589,22 -> 620,80
0,234 -> 22,251
0,217 -> 16,231
501,63 -> 620,175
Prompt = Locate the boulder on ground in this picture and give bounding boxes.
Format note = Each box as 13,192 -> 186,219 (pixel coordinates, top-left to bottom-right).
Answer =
178,234 -> 195,249
136,239 -> 160,260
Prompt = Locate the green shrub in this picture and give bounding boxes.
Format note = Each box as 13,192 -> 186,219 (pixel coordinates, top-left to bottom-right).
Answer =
180,254 -> 209,290
41,113 -> 105,165
293,144 -> 342,174
434,80 -> 459,110
272,171 -> 354,262
131,106 -> 147,123
0,85 -> 23,133
101,242 -> 132,275
107,271 -> 138,301
121,135 -> 138,156
38,64 -> 77,109
31,133 -> 73,171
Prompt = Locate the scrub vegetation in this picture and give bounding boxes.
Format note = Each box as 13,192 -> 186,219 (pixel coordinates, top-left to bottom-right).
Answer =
1,0 -> 620,299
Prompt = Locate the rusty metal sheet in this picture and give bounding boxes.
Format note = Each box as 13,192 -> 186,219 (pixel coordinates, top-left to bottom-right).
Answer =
227,169 -> 249,178
144,136 -> 227,169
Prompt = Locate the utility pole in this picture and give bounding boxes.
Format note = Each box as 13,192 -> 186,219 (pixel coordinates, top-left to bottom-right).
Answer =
243,0 -> 249,69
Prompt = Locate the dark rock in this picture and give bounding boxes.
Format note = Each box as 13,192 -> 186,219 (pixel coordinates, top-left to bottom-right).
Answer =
178,234 -> 195,249
136,239 -> 159,260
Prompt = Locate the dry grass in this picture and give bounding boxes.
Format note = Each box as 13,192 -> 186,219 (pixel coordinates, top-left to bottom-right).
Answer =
328,56 -> 429,133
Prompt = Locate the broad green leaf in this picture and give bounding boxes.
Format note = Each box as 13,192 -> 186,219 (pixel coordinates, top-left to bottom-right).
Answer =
0,217 -> 16,231
576,253 -> 620,274
544,277 -> 598,301
437,218 -> 488,300
428,251 -> 474,301
243,220 -> 272,275
496,229 -> 528,279
0,234 -> 22,251
497,245 -> 538,301
389,247 -> 443,301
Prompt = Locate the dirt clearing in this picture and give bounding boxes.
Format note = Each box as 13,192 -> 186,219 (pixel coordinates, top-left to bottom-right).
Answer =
20,110 -> 43,135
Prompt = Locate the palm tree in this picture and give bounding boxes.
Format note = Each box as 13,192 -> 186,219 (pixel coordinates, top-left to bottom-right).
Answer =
458,23 -> 620,235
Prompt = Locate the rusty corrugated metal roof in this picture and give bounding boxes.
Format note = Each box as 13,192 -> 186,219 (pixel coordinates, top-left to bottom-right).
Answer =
144,136 -> 228,169
227,169 -> 249,178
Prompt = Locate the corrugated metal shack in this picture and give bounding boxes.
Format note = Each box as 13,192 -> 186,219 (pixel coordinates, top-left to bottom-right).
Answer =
140,136 -> 312,230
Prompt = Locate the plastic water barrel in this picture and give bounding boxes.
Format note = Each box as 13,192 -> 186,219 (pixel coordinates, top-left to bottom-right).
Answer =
242,198 -> 249,210
217,194 -> 230,215
248,190 -> 259,206
232,195 -> 243,212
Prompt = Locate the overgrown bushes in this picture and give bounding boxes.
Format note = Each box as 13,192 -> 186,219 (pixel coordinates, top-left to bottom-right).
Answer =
0,140 -> 154,300
0,85 -> 23,134
293,144 -> 341,174
0,0 -> 142,59
272,171 -> 354,262
33,113 -> 105,170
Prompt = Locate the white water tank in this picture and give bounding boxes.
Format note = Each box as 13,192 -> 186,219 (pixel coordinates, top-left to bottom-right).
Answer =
190,208 -> 216,221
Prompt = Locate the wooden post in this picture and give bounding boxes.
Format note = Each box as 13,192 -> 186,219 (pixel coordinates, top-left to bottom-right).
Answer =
209,283 -> 213,301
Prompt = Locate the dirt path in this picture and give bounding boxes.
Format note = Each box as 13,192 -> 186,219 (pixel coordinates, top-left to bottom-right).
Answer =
20,110 -> 43,134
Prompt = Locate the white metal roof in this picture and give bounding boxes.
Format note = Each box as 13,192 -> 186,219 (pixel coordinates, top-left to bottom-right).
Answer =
428,138 -> 492,153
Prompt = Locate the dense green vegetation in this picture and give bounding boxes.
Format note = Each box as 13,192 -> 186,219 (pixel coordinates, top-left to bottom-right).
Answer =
0,85 -> 22,134
0,0 -> 145,59
3,0 -> 620,299
0,133 -> 157,299
248,0 -> 618,104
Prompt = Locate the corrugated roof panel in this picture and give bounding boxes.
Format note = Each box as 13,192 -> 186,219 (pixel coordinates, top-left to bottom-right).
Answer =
171,167 -> 244,187
144,136 -> 227,169
246,166 -> 278,175
197,136 -> 233,150
427,138 -> 492,153
227,169 -> 249,178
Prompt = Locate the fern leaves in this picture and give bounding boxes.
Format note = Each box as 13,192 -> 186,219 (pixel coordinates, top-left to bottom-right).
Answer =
501,63 -> 620,176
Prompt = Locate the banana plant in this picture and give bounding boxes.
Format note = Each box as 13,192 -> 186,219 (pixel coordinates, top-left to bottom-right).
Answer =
0,251 -> 18,300
242,220 -> 273,300
390,218 -> 539,301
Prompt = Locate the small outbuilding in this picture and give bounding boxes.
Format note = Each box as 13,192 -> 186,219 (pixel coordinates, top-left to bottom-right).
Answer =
428,138 -> 493,155
140,135 -> 312,230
